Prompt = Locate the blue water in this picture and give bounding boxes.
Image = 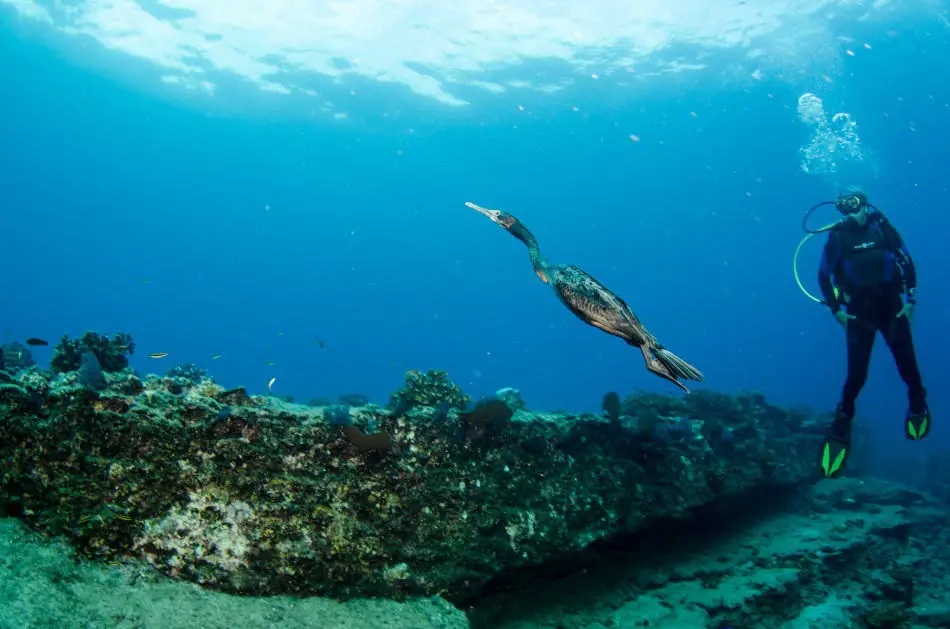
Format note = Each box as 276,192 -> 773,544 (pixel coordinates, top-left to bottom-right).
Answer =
2,4 -> 948,464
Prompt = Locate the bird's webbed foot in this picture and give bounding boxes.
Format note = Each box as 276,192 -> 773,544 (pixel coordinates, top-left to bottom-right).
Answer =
639,345 -> 690,393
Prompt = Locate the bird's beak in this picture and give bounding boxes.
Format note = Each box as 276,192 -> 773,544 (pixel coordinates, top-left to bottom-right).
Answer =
465,201 -> 494,218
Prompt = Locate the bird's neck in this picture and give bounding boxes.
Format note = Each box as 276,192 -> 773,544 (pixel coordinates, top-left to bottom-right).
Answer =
510,223 -> 551,282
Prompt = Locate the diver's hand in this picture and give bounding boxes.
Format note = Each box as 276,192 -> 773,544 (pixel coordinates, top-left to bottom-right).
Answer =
834,309 -> 856,328
897,302 -> 915,321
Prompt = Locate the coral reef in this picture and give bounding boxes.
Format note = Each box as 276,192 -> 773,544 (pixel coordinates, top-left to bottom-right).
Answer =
50,331 -> 135,373
388,369 -> 471,411
0,363 -> 824,603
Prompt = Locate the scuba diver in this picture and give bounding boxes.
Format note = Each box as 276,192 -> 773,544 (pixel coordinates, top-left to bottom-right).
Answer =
466,201 -> 704,393
805,190 -> 930,479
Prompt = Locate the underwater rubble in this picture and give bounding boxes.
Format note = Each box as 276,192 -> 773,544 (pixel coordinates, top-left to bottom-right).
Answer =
0,349 -> 826,604
469,477 -> 950,629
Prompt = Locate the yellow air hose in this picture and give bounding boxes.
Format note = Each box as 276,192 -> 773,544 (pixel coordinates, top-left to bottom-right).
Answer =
793,221 -> 840,304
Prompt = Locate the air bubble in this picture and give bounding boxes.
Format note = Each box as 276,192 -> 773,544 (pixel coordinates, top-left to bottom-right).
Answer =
796,93 -> 865,175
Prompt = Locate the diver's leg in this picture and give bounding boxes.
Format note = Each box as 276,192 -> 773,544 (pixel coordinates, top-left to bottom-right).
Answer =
881,292 -> 930,438
838,313 -> 876,421
881,299 -> 927,412
820,314 -> 875,478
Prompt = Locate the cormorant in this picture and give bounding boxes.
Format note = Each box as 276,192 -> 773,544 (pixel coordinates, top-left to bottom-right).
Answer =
467,201 -> 704,393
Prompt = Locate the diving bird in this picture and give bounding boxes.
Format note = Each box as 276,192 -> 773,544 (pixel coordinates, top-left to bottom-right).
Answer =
466,201 -> 704,393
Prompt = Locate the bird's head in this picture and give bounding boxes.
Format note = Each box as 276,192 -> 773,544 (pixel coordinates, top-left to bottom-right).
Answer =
465,202 -> 519,231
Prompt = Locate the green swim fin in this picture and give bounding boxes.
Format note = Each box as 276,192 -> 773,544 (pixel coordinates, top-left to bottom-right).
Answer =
819,438 -> 849,479
819,407 -> 853,479
905,408 -> 931,441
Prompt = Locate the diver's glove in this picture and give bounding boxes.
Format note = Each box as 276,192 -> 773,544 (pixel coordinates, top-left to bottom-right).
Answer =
898,288 -> 916,321
834,309 -> 856,328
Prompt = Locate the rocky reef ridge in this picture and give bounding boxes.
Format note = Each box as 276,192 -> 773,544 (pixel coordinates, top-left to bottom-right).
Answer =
0,354 -> 827,603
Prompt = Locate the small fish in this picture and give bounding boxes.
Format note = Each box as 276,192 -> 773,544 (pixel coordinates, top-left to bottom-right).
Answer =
210,353 -> 223,360
264,360 -> 275,366
25,338 -> 49,346
149,352 -> 169,359
267,377 -> 276,391
277,331 -> 285,338
315,339 -> 325,348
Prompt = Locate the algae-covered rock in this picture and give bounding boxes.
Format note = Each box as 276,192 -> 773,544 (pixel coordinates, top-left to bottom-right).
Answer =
469,478 -> 945,629
0,367 -> 824,601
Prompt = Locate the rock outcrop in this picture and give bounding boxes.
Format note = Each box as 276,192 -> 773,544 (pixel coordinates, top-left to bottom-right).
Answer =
0,365 -> 825,601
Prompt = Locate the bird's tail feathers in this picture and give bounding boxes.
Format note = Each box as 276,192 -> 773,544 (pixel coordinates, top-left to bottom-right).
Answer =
655,348 -> 704,382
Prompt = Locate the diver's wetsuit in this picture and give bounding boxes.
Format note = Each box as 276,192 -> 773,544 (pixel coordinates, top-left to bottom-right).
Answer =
818,209 -> 926,435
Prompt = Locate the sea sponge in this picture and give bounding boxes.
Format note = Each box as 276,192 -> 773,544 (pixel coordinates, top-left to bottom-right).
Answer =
460,398 -> 514,444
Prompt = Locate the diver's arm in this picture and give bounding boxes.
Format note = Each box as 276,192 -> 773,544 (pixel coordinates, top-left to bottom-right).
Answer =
881,220 -> 918,301
818,233 -> 841,312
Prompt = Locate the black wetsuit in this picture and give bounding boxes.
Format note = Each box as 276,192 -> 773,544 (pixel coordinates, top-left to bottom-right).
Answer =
818,210 -> 926,425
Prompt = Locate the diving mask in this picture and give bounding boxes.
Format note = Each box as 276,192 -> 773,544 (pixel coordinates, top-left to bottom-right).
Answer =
834,193 -> 866,214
